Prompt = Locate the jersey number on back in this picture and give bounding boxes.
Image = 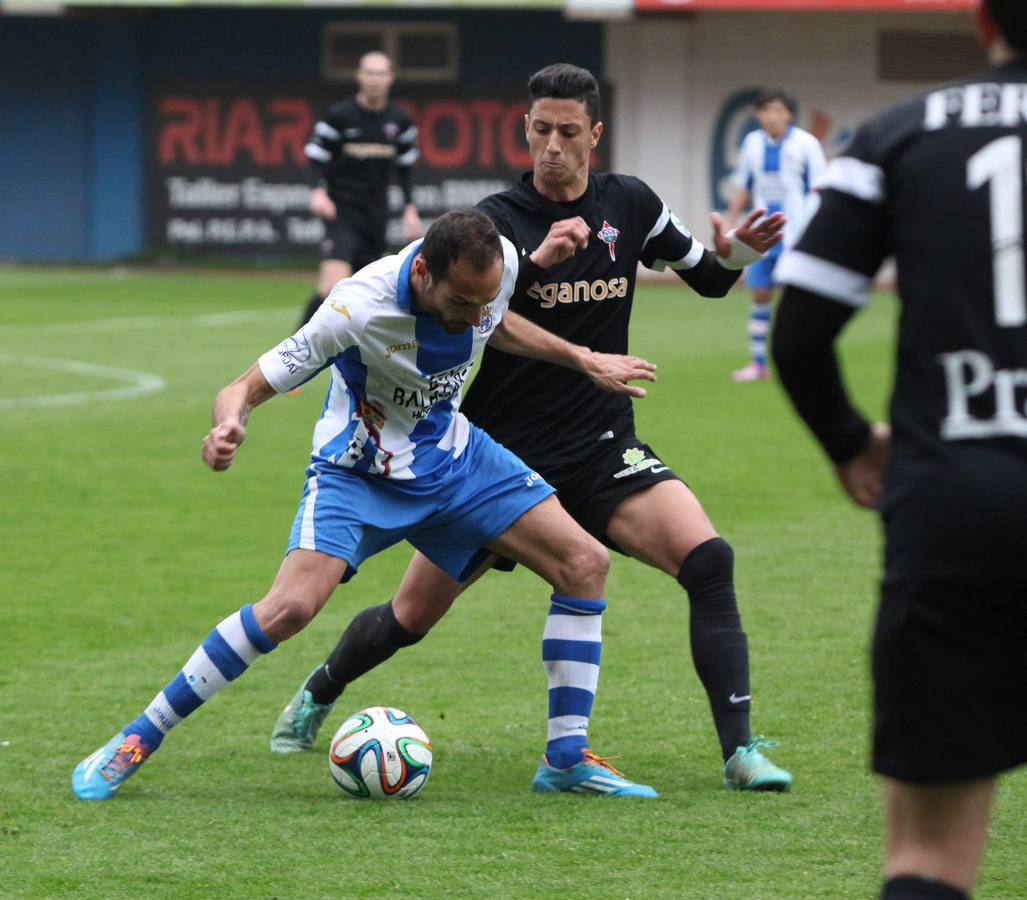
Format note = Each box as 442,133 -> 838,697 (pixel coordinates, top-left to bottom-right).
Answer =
967,136 -> 1027,327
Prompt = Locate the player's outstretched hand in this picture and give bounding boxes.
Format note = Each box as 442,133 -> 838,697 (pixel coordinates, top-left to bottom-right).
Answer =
310,187 -> 337,221
834,422 -> 891,509
202,420 -> 247,471
584,352 -> 657,398
711,208 -> 786,258
530,217 -> 590,269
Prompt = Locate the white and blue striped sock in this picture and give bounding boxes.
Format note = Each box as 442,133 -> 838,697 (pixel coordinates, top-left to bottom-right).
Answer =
748,303 -> 773,366
123,604 -> 277,750
542,594 -> 605,769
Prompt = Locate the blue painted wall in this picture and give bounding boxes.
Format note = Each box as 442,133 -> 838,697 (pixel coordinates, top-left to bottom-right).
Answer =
0,9 -> 603,261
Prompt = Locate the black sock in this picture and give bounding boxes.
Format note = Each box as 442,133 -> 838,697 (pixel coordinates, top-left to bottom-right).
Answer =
298,292 -> 325,329
881,875 -> 970,900
677,537 -> 751,761
306,601 -> 424,705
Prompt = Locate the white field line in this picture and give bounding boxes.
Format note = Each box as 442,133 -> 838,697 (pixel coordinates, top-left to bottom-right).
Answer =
0,355 -> 167,409
0,306 -> 294,409
0,307 -> 295,336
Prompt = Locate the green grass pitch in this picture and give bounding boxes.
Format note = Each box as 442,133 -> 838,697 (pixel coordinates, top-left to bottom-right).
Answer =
1,268 -> 1024,899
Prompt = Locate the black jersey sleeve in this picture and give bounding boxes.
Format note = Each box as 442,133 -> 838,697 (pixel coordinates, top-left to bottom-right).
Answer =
394,111 -> 420,206
773,285 -> 871,463
776,120 -> 893,309
304,102 -> 348,188
772,114 -> 897,463
632,178 -> 739,298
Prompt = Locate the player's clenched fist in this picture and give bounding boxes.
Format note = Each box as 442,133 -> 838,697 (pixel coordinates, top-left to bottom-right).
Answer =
202,420 -> 247,471
530,216 -> 590,268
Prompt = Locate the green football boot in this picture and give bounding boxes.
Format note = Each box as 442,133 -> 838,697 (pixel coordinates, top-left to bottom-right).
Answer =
270,668 -> 335,753
723,736 -> 793,792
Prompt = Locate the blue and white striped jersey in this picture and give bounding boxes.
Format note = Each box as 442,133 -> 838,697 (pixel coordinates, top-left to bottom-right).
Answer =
732,125 -> 826,246
259,238 -> 518,483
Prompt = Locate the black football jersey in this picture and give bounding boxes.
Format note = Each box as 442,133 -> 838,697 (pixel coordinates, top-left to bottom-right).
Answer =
304,99 -> 418,225
777,56 -> 1027,580
463,172 -> 709,479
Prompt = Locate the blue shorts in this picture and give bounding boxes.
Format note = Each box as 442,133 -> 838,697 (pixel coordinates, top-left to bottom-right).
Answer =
746,240 -> 783,289
287,425 -> 555,583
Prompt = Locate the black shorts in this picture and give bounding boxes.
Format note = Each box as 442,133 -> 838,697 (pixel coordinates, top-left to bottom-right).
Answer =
872,576 -> 1027,784
492,435 -> 682,571
320,215 -> 386,270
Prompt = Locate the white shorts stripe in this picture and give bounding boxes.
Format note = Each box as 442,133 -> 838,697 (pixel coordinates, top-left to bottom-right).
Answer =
817,156 -> 885,204
544,659 -> 600,693
776,250 -> 873,308
300,475 -> 319,550
216,611 -> 262,665
543,612 -> 602,643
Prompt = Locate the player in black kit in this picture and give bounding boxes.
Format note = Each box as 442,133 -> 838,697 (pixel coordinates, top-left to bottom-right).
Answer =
272,64 -> 792,795
298,51 -> 421,327
773,2 -> 1027,896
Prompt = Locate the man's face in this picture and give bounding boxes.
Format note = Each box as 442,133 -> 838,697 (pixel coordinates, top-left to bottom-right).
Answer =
420,255 -> 503,334
357,53 -> 394,103
756,100 -> 793,140
525,97 -> 602,190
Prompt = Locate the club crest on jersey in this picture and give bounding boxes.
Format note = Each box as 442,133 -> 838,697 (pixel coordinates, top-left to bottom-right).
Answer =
478,304 -> 494,334
597,220 -> 621,261
383,122 -> 399,140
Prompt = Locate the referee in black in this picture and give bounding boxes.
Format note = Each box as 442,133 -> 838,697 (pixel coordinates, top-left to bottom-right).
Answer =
272,64 -> 794,795
299,51 -> 421,327
774,2 -> 1027,897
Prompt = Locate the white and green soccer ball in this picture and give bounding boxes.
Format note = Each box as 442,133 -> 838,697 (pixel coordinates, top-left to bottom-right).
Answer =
328,706 -> 433,799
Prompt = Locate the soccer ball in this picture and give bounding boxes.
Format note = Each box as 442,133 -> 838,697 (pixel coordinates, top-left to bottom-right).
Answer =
328,706 -> 433,799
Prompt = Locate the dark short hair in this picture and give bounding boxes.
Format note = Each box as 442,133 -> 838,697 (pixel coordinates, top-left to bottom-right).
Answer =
420,209 -> 502,282
528,63 -> 601,125
755,90 -> 797,116
987,0 -> 1027,50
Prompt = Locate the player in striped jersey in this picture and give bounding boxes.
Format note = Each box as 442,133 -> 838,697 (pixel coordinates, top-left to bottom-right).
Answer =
274,64 -> 793,796
71,209 -> 659,800
774,2 -> 1027,896
298,51 -> 421,330
726,90 -> 825,381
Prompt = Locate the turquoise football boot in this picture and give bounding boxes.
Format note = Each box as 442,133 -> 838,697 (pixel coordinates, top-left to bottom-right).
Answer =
270,669 -> 335,753
71,732 -> 152,801
723,736 -> 793,792
532,749 -> 658,798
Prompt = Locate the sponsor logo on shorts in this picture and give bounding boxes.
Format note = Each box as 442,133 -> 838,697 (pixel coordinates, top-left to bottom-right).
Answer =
384,339 -> 419,359
613,446 -> 669,479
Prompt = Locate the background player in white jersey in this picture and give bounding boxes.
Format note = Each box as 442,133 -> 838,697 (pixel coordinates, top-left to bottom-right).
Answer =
774,2 -> 1027,896
71,209 -> 661,801
726,90 -> 825,382
273,63 -> 793,796
298,51 -> 422,329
